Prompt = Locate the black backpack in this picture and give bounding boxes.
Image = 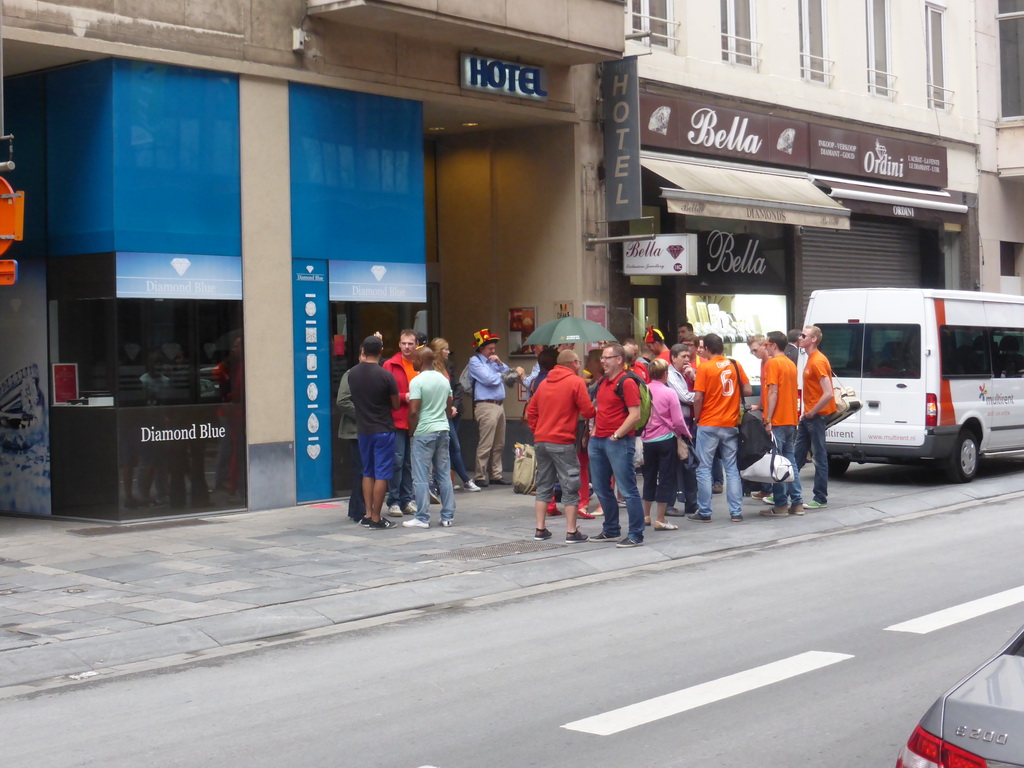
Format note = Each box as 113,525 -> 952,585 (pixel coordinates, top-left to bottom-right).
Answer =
737,409 -> 772,470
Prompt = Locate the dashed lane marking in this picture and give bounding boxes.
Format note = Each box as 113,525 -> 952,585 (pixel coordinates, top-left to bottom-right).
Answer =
561,651 -> 854,736
885,584 -> 1024,634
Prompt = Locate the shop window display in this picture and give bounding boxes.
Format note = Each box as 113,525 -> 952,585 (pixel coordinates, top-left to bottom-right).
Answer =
686,293 -> 787,385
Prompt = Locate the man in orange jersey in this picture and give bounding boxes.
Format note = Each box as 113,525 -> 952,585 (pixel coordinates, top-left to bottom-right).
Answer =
689,333 -> 752,523
760,331 -> 801,517
793,325 -> 836,511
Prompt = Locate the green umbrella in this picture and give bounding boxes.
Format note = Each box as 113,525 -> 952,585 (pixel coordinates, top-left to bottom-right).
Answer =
524,317 -> 617,346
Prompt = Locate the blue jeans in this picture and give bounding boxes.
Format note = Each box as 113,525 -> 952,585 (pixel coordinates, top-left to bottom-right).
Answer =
770,425 -> 799,508
412,431 -> 455,523
695,426 -> 742,518
386,428 -> 414,509
448,416 -> 471,485
794,414 -> 828,504
588,436 -> 645,541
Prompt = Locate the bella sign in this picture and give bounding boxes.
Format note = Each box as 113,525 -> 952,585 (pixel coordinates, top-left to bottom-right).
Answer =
623,234 -> 697,276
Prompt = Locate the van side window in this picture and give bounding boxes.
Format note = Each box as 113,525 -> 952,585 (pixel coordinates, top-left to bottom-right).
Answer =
817,324 -> 863,378
940,326 -> 992,378
992,329 -> 1024,378
864,324 -> 921,379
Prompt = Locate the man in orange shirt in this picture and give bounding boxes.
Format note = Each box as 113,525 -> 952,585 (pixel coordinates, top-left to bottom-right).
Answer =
794,325 -> 836,510
383,329 -> 420,517
760,330 -> 801,517
689,333 -> 752,522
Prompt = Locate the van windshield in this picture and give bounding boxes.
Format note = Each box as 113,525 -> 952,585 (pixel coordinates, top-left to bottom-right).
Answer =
817,323 -> 921,379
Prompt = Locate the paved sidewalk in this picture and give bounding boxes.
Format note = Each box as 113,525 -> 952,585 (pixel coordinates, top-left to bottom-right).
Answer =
2,463 -> 1023,689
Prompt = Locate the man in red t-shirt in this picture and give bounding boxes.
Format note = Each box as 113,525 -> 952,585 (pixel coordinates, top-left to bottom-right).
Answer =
645,326 -> 671,363
794,325 -> 836,510
690,333 -> 752,522
587,343 -> 646,547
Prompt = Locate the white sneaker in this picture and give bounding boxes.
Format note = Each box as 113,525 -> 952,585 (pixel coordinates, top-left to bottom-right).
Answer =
463,479 -> 482,492
403,518 -> 429,528
404,501 -> 418,515
440,519 -> 454,527
387,504 -> 403,518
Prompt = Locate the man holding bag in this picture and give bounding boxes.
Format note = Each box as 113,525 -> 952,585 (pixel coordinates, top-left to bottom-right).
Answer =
760,331 -> 801,517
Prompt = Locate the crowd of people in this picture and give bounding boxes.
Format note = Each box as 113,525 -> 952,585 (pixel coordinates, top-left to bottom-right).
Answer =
337,322 -> 837,547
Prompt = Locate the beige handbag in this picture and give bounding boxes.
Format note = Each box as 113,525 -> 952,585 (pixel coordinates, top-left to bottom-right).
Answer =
676,435 -> 690,461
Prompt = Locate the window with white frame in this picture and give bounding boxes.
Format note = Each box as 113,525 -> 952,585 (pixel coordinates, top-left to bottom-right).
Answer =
799,0 -> 829,83
999,0 -> 1024,118
866,0 -> 894,97
926,4 -> 950,110
721,0 -> 758,68
630,0 -> 674,49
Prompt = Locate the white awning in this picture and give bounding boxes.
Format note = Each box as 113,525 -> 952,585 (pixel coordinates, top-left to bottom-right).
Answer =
642,155 -> 851,230
811,174 -> 969,215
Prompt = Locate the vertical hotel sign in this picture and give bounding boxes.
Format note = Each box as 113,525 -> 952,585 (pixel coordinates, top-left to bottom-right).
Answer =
293,261 -> 332,502
601,57 -> 641,222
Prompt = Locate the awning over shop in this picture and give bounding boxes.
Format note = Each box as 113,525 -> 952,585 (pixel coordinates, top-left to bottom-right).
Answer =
642,155 -> 851,231
811,174 -> 968,224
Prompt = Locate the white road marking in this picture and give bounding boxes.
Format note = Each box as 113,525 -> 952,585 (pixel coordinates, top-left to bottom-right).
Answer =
561,651 -> 853,736
885,584 -> 1024,634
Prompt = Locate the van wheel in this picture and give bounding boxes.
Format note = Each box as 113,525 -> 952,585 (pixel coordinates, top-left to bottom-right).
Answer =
948,430 -> 979,483
828,457 -> 851,478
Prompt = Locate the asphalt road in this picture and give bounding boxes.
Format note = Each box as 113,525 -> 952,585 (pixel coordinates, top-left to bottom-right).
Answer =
4,489 -> 1023,767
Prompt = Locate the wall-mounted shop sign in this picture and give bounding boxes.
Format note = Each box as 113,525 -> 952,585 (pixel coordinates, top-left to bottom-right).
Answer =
293,260 -> 332,503
602,57 -> 642,222
623,234 -> 697,275
328,260 -> 426,303
638,94 -> 948,188
115,252 -> 242,299
695,230 -> 786,293
461,54 -> 548,100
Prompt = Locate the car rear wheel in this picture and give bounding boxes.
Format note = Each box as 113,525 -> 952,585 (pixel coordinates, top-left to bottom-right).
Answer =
828,457 -> 850,478
947,429 -> 978,483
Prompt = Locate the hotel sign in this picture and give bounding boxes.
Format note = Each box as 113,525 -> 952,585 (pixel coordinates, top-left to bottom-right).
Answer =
461,55 -> 548,101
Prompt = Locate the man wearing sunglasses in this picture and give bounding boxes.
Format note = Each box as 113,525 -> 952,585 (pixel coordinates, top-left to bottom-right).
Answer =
794,326 -> 836,510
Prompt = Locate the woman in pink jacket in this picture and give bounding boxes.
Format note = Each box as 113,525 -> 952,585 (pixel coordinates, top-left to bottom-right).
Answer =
641,359 -> 691,531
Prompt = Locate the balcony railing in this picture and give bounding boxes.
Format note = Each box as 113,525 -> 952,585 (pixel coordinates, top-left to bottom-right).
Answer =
867,68 -> 897,99
799,52 -> 834,86
721,34 -> 761,70
628,10 -> 680,50
928,83 -> 954,111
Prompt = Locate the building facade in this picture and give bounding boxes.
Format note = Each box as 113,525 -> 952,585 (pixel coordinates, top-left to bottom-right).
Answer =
0,1 -> 624,520
613,0 -> 979,381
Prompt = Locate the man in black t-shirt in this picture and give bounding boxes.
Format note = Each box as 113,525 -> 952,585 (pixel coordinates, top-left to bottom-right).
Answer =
347,335 -> 400,529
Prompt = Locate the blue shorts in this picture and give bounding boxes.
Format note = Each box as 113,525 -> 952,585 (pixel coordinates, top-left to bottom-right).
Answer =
358,432 -> 396,480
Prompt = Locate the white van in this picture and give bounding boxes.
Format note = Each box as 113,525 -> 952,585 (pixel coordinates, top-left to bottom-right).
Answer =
803,288 -> 1024,482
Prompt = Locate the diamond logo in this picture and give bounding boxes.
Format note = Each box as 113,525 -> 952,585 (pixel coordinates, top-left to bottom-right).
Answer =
306,444 -> 321,460
371,265 -> 387,282
170,258 -> 192,276
306,265 -> 314,274
667,245 -> 684,260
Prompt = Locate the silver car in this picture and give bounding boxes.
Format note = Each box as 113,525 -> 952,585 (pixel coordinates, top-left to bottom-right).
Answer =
896,626 -> 1024,767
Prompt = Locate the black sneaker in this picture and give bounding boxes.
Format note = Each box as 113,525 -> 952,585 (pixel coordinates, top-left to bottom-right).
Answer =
534,528 -> 552,541
565,530 -> 589,544
365,517 -> 396,529
731,515 -> 744,523
358,516 -> 372,527
686,513 -> 712,523
616,536 -> 643,548
590,531 -> 620,542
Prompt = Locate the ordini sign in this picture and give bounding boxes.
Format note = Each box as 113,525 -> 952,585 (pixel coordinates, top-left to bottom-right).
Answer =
461,54 -> 547,100
639,94 -> 948,188
623,234 -> 697,275
601,57 -> 642,222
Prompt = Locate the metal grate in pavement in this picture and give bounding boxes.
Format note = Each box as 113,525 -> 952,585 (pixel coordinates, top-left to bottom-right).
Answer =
428,539 -> 563,561
69,518 -> 214,537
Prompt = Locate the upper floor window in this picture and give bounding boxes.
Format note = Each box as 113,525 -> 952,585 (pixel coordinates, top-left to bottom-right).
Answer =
721,0 -> 759,68
866,0 -> 895,97
926,4 -> 951,110
630,0 -> 675,49
999,0 -> 1024,118
799,0 -> 830,83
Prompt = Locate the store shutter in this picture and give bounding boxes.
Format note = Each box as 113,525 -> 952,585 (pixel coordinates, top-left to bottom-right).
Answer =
797,219 -> 920,319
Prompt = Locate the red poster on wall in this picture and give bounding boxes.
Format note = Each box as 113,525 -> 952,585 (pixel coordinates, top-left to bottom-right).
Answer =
52,363 -> 78,404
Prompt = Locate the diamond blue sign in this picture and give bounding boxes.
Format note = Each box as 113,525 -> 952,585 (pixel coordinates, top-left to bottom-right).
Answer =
115,252 -> 242,299
293,260 -> 332,502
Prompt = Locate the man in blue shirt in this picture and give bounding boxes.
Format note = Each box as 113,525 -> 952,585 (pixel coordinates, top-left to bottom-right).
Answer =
468,329 -> 523,486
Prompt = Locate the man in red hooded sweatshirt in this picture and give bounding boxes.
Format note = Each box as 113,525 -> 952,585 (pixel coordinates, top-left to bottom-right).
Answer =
383,329 -> 419,517
525,349 -> 596,543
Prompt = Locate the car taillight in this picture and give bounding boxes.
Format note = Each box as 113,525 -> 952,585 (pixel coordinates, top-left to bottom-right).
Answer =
926,393 -> 938,427
896,725 -> 987,768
